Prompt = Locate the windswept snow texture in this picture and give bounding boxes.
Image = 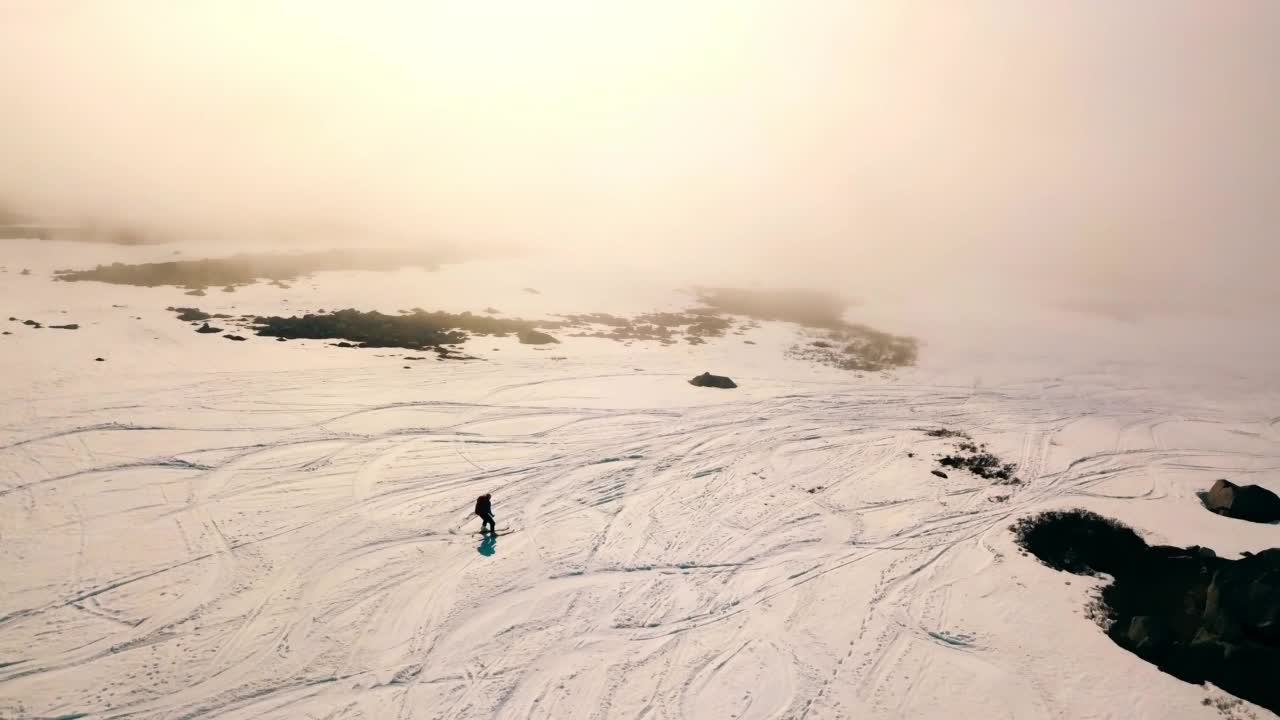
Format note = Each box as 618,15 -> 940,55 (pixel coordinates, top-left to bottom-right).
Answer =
2,244 -> 1279,719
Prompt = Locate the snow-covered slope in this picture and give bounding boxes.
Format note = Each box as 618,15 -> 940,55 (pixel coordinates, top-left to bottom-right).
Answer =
1,241 -> 1276,719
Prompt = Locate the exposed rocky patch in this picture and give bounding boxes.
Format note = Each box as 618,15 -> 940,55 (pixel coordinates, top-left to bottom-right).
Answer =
54,249 -> 448,290
557,312 -> 732,345
195,323 -> 223,334
250,309 -> 547,351
1012,509 -> 1280,715
696,287 -> 917,371
517,329 -> 558,345
787,325 -> 918,372
224,335 -> 247,341
924,429 -> 1019,483
166,307 -> 232,322
152,286 -> 915,372
689,372 -> 737,389
1201,479 -> 1280,524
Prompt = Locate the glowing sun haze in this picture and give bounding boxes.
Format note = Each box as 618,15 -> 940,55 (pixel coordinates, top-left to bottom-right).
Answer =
2,1 -> 1277,305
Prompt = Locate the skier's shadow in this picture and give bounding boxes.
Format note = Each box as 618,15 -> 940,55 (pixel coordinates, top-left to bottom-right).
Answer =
478,533 -> 498,557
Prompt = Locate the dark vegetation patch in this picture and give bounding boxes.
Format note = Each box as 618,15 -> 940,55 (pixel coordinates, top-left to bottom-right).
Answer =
157,284 -> 915,372
250,309 -> 547,351
924,428 -> 1019,483
697,287 -> 917,371
166,307 -> 231,322
1012,509 -> 1280,715
54,249 -> 447,290
940,441 -> 1019,483
787,325 -> 918,372
556,312 -> 732,345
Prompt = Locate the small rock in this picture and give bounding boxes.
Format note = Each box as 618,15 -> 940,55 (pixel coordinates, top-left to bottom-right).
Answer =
522,287 -> 541,295
932,470 -> 948,479
195,323 -> 223,334
95,357 -> 105,362
224,334 -> 247,341
49,324 -> 79,330
185,288 -> 206,296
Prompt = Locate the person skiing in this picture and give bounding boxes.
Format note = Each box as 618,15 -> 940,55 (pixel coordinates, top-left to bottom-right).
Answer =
474,493 -> 495,534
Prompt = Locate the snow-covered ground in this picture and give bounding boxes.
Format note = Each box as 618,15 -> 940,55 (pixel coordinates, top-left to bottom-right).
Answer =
1,240 -> 1277,719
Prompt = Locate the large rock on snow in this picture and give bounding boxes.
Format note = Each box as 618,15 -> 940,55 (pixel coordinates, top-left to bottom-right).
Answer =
688,372 -> 737,389
1203,478 -> 1280,523
195,322 -> 223,334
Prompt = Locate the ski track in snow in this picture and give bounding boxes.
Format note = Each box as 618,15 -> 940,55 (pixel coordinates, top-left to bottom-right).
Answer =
2,369 -> 1278,719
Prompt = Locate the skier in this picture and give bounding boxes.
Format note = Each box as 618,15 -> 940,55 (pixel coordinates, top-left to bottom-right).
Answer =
474,493 -> 495,534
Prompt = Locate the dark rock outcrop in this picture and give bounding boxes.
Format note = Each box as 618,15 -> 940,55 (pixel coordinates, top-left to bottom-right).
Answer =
224,334 -> 247,341
196,323 -> 223,334
49,323 -> 79,330
689,372 -> 737,389
1203,479 -> 1280,524
1013,509 -> 1280,714
21,319 -> 41,328
931,470 -> 948,479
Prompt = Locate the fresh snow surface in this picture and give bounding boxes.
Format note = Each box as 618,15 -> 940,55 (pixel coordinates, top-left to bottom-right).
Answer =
1,240 -> 1278,719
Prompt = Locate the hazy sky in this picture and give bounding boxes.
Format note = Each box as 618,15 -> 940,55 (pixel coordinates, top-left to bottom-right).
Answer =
2,1 -> 1277,305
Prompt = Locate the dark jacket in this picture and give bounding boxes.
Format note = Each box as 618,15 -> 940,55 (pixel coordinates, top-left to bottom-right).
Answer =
475,495 -> 492,516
